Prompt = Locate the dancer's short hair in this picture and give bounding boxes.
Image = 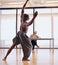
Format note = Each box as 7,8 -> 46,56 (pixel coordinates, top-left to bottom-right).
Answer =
23,14 -> 29,21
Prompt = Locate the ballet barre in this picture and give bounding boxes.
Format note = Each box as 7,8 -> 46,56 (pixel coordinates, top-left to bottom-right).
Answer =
37,38 -> 54,49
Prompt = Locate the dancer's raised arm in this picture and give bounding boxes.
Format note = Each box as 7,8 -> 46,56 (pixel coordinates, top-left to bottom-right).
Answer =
21,0 -> 29,23
27,11 -> 38,26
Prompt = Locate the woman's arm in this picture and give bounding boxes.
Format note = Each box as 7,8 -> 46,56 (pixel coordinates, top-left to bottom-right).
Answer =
27,11 -> 38,26
21,0 -> 29,23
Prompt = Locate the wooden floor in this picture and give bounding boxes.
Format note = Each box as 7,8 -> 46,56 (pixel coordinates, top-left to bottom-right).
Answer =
0,49 -> 58,65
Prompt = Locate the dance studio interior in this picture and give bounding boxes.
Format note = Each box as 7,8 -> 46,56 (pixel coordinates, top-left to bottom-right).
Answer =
0,0 -> 58,65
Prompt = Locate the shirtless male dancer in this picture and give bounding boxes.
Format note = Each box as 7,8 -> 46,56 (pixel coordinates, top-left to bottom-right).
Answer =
2,0 -> 38,61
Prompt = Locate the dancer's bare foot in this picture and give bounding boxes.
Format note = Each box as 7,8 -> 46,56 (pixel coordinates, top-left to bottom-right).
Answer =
22,59 -> 30,61
37,46 -> 39,48
32,50 -> 34,53
22,58 -> 30,61
2,57 -> 6,61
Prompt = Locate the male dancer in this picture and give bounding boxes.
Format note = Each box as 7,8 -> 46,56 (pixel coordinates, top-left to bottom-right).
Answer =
3,0 -> 38,61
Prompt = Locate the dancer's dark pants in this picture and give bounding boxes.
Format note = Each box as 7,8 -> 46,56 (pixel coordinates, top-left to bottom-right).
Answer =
31,40 -> 37,50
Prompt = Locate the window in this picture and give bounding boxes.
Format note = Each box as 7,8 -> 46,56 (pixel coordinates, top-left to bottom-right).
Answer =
0,10 -> 16,47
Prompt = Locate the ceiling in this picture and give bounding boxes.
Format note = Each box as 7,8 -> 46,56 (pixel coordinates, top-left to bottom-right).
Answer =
0,0 -> 58,8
